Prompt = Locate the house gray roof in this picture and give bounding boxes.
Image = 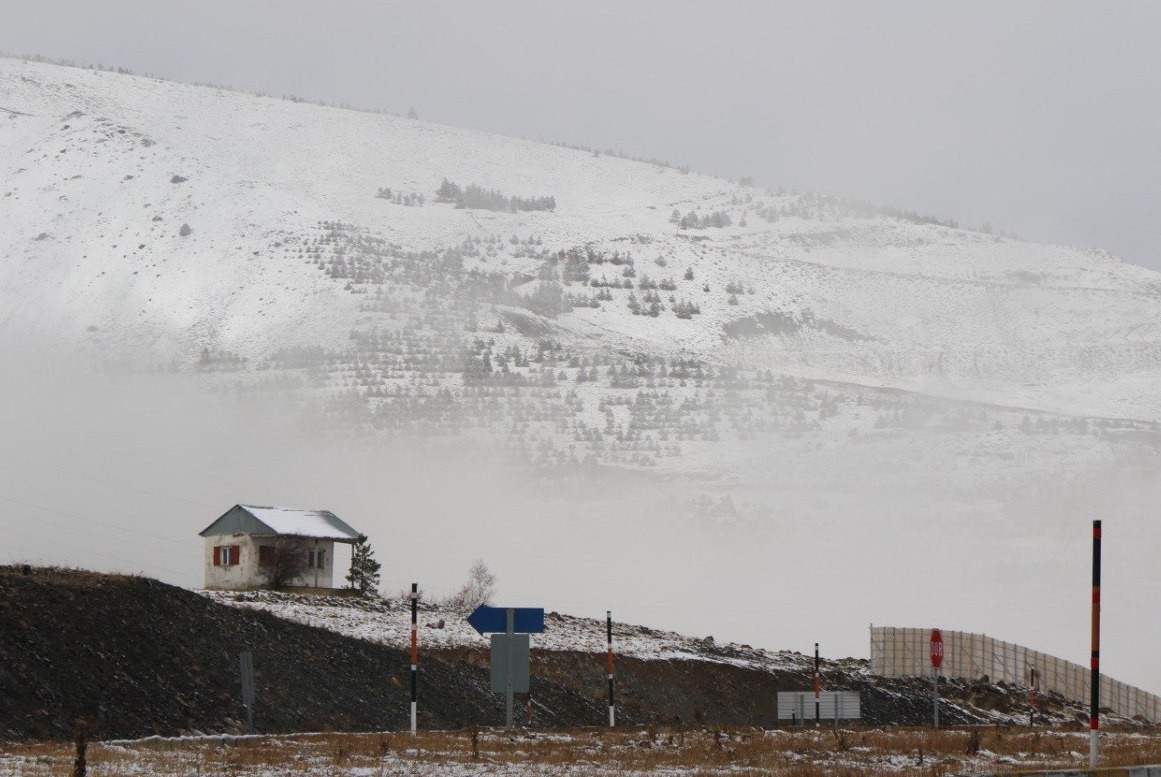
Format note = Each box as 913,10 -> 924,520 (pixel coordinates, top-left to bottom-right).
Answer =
199,504 -> 363,543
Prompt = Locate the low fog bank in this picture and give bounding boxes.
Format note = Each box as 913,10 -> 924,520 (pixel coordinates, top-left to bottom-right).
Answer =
0,342 -> 546,599
514,462 -> 1161,697
1,340 -> 1158,696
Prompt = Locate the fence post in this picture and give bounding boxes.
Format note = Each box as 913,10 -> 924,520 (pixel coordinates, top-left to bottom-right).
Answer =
410,582 -> 418,736
1090,519 -> 1102,768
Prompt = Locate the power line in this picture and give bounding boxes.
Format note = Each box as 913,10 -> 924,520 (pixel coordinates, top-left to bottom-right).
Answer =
1,521 -> 195,582
0,452 -> 219,510
0,493 -> 202,549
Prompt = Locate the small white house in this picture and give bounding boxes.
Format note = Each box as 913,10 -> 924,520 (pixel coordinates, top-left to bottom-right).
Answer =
199,504 -> 363,591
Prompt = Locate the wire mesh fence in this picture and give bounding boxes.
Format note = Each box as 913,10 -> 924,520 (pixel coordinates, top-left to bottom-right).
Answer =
870,626 -> 1161,722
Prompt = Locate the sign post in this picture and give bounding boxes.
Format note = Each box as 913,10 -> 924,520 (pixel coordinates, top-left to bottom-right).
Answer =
930,628 -> 943,728
239,651 -> 255,735
505,609 -> 514,729
468,605 -> 545,730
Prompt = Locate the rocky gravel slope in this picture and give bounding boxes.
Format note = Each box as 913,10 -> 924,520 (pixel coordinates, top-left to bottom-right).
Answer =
0,568 -> 1119,741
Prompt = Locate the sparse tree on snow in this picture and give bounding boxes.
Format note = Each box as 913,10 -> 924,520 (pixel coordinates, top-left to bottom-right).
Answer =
444,559 -> 496,610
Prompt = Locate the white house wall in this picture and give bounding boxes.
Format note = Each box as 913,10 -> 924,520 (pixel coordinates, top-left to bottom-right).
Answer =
300,537 -> 336,589
203,535 -> 338,590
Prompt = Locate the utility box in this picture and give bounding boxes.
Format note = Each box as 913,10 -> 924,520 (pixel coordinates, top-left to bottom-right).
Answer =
777,690 -> 861,722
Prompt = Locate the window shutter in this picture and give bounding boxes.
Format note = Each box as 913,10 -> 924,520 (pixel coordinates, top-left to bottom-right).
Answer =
213,546 -> 221,566
231,545 -> 240,566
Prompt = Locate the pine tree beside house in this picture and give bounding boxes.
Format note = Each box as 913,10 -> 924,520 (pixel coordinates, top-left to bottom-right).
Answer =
346,535 -> 382,596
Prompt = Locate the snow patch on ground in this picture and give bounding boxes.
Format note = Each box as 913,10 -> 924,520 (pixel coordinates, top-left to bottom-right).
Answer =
200,589 -> 809,673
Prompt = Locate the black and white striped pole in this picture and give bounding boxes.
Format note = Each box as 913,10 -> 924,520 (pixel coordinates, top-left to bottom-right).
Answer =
1090,521 -> 1101,768
410,582 -> 418,736
814,643 -> 821,725
607,610 -> 615,727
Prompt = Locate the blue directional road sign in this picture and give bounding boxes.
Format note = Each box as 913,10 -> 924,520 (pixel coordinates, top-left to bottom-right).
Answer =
467,605 -> 545,635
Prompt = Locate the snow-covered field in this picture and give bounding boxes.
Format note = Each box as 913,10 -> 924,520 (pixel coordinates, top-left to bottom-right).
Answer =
200,589 -> 807,673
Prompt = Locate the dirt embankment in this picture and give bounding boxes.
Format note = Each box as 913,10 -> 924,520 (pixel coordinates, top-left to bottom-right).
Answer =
519,650 -> 1086,730
0,567 -> 1097,741
0,567 -> 606,740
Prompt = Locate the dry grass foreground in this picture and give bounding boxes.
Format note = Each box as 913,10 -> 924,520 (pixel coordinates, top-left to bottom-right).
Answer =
3,726 -> 1161,776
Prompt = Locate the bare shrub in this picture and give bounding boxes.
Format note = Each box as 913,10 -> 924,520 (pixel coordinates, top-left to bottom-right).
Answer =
442,559 -> 495,610
258,536 -> 309,589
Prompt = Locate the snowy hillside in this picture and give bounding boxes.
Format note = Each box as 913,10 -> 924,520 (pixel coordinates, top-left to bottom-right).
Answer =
4,58 -> 1159,447
7,56 -> 1161,693
4,57 -> 1161,507
4,59 -> 1156,404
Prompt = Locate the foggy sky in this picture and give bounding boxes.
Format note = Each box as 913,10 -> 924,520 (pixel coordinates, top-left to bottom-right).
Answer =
3,0 -> 1161,270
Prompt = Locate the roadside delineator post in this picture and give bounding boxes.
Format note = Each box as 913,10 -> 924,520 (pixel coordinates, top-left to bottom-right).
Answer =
1029,667 -> 1038,727
1090,520 -> 1101,768
814,643 -> 821,725
607,610 -> 616,727
410,582 -> 418,736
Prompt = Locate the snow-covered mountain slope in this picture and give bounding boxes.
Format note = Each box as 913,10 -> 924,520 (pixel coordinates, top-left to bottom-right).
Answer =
7,57 -> 1161,694
3,58 -> 1160,409
3,57 -> 1161,483
0,58 -> 718,360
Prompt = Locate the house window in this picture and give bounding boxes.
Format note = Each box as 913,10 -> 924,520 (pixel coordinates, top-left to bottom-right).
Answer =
214,545 -> 240,566
308,550 -> 326,569
258,545 -> 274,567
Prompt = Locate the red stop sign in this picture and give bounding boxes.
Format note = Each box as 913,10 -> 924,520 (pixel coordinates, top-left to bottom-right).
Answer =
930,628 -> 944,669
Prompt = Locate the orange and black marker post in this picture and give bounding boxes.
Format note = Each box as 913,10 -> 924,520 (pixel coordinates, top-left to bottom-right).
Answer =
410,582 -> 418,735
1089,520 -> 1101,767
607,610 -> 615,727
814,642 -> 821,724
